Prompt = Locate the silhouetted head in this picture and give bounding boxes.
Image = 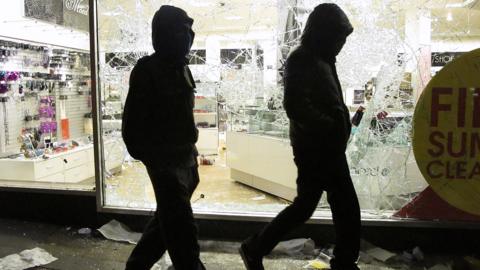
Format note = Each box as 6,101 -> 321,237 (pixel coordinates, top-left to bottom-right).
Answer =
151,5 -> 195,63
301,3 -> 353,58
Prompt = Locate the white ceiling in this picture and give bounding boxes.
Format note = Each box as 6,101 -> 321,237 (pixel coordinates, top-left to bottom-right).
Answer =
97,0 -> 480,45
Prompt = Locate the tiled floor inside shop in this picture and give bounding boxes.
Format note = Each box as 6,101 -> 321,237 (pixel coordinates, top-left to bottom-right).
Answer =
105,157 -> 292,213
104,157 -> 395,220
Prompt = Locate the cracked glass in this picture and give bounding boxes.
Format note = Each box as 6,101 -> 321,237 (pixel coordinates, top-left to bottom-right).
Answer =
96,0 -> 480,221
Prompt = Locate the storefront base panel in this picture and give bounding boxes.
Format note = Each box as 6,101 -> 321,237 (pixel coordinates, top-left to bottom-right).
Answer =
0,190 -> 98,228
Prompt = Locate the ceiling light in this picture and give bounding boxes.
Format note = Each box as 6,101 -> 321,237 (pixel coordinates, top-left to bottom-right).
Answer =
445,0 -> 476,8
189,1 -> 214,7
225,16 -> 243,20
447,12 -> 453,21
102,11 -> 122,16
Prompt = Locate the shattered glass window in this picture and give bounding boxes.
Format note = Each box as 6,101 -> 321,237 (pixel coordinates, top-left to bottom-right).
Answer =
97,0 -> 480,220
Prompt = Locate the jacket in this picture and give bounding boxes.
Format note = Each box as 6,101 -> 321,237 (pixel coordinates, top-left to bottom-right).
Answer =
122,55 -> 198,167
283,3 -> 353,155
122,6 -> 198,167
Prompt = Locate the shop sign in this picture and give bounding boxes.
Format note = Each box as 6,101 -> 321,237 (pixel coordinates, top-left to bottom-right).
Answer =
63,0 -> 88,16
350,166 -> 390,177
413,49 -> 480,215
431,52 -> 465,67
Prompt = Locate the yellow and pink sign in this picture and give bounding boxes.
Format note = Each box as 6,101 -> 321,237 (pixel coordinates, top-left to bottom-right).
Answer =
413,49 -> 480,216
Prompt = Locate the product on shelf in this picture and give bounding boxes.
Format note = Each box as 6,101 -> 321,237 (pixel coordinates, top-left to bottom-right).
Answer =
0,38 -> 92,158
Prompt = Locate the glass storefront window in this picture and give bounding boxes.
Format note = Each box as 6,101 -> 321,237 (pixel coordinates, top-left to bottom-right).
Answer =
95,0 -> 480,222
0,0 -> 95,192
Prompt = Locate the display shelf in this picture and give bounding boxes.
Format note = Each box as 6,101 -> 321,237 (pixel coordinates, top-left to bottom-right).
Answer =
0,38 -> 92,156
0,67 -> 90,77
0,139 -> 124,183
226,131 -> 296,201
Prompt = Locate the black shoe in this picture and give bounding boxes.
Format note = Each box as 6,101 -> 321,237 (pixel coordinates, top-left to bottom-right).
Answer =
330,258 -> 360,270
239,242 -> 264,270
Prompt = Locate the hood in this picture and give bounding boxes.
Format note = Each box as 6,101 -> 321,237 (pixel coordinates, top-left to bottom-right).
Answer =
151,5 -> 195,63
301,3 -> 353,58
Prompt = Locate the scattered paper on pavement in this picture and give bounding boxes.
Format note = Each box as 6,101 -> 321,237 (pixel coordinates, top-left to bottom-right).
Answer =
0,247 -> 57,270
366,247 -> 396,262
428,264 -> 453,270
97,219 -> 142,245
272,238 -> 316,257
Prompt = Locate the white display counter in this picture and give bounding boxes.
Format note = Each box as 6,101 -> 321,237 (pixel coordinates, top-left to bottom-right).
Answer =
197,128 -> 219,155
226,131 -> 297,201
226,131 -> 426,203
0,139 -> 124,183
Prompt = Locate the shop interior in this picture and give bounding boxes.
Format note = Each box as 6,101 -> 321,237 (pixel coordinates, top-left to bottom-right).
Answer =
0,1 -> 98,191
1,0 -> 479,220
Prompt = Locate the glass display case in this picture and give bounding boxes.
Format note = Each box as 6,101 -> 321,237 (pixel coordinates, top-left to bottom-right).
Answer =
229,107 -> 289,139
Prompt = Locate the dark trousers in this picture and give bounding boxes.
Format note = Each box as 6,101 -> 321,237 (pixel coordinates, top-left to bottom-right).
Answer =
249,151 -> 361,267
125,165 -> 205,270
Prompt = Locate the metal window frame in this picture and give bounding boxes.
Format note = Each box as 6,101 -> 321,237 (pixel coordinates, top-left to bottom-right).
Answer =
88,0 -> 480,229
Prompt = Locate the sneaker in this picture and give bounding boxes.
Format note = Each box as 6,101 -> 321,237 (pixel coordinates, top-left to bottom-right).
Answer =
239,242 -> 264,270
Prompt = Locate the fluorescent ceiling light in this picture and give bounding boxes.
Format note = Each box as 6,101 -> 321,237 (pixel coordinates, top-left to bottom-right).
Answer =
446,0 -> 477,8
447,11 -> 453,21
225,16 -> 243,20
189,1 -> 215,7
102,11 -> 122,16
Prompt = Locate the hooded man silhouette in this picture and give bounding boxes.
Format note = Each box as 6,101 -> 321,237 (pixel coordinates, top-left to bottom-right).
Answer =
240,4 -> 361,270
123,5 -> 205,270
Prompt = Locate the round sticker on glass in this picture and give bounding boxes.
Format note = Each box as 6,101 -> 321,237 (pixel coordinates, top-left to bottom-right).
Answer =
413,48 -> 480,216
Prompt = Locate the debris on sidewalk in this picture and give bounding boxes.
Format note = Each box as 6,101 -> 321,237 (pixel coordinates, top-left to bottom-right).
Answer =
399,246 -> 425,263
464,256 -> 480,269
412,246 -> 424,261
97,219 -> 142,244
360,240 -> 396,262
366,246 -> 396,262
428,263 -> 453,270
303,259 -> 329,269
358,251 -> 374,263
272,238 -> 316,257
78,227 -> 92,235
0,247 -> 57,270
401,250 -> 415,262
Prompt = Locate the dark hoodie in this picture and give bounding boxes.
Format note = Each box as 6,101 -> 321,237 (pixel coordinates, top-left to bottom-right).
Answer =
283,3 -> 353,156
122,6 -> 198,167
151,5 -> 195,63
